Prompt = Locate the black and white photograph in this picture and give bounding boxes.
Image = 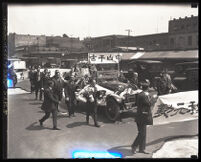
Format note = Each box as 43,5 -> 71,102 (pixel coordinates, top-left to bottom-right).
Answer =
5,2 -> 198,159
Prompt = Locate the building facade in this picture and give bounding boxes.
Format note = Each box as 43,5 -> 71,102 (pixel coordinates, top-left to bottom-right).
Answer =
83,15 -> 198,52
46,36 -> 84,52
168,15 -> 198,50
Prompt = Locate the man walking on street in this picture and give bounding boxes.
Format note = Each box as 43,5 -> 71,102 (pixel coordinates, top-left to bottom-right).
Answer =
131,81 -> 153,154
39,81 -> 60,130
41,68 -> 50,98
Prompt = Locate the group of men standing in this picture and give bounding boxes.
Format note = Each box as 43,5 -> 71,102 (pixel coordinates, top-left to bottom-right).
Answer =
28,66 -> 100,130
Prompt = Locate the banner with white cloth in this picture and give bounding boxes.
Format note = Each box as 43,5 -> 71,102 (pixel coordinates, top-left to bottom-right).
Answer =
152,91 -> 198,125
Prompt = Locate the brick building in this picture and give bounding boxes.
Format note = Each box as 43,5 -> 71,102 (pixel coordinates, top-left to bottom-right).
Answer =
46,36 -> 84,52
83,15 -> 198,52
168,15 -> 198,50
8,33 -> 46,57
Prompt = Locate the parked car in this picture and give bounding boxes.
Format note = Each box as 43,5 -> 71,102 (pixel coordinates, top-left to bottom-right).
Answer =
72,60 -> 155,122
126,60 -> 165,89
172,61 -> 198,91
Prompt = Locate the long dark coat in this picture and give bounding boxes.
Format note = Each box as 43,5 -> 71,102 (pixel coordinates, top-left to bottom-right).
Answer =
51,76 -> 64,101
33,71 -> 43,88
64,81 -> 76,104
41,87 -> 59,112
135,91 -> 153,125
41,73 -> 50,89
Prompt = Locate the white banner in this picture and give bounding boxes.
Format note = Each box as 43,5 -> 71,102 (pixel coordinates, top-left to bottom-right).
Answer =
152,91 -> 198,125
88,53 -> 122,64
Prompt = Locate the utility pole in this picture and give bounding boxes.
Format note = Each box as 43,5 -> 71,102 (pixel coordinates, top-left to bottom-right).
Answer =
125,29 -> 132,51
70,34 -> 73,54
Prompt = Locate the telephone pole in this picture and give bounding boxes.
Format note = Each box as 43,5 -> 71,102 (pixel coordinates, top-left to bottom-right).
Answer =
125,29 -> 132,51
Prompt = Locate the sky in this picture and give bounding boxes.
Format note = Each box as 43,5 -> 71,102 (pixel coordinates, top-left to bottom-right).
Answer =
8,4 -> 198,40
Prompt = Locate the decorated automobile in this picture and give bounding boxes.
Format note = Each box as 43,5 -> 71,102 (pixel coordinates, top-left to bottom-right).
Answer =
73,53 -> 143,122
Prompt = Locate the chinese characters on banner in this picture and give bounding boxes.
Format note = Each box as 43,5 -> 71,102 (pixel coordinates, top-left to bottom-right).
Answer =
88,53 -> 122,64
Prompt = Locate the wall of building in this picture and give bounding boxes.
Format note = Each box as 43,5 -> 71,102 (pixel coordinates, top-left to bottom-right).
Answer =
46,36 -> 84,51
169,15 -> 198,34
168,32 -> 198,50
168,15 -> 198,50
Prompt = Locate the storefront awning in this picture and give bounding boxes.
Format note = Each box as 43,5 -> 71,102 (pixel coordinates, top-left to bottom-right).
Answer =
121,52 -> 145,60
130,50 -> 198,60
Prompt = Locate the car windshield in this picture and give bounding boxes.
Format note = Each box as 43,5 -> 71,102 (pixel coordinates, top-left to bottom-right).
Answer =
95,64 -> 118,71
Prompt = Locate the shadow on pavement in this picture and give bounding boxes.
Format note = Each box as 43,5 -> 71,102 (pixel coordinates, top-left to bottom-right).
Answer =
26,122 -> 53,131
107,145 -> 133,158
66,121 -> 88,128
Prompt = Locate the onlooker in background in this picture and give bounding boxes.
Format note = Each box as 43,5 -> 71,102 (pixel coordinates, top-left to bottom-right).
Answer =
118,70 -> 127,83
64,77 -> 77,117
89,64 -> 97,80
131,81 -> 153,154
157,71 -> 172,95
126,69 -> 139,89
34,66 -> 43,100
28,66 -> 36,93
39,81 -> 60,130
81,74 -> 90,88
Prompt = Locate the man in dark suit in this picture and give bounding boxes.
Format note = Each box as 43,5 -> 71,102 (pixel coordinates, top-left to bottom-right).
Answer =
39,81 -> 60,130
131,81 -> 153,154
64,77 -> 77,117
51,70 -> 64,112
34,66 -> 43,100
41,68 -> 50,98
28,66 -> 36,93
78,78 -> 100,127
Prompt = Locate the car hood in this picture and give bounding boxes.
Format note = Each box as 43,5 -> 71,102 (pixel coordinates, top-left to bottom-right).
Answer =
98,80 -> 128,91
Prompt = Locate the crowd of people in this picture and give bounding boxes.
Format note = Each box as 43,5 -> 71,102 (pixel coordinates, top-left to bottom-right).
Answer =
27,64 -> 177,154
28,65 -> 101,130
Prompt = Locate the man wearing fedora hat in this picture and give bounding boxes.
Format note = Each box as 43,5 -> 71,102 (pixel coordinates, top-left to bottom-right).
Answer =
131,80 -> 153,154
39,80 -> 60,130
64,76 -> 77,117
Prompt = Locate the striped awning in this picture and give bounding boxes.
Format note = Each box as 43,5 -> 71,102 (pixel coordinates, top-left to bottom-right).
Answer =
130,50 -> 198,60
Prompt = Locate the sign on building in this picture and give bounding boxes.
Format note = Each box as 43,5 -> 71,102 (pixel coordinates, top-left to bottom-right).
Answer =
88,53 -> 122,64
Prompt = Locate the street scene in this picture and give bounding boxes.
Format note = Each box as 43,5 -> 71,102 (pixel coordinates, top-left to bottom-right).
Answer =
6,3 -> 198,159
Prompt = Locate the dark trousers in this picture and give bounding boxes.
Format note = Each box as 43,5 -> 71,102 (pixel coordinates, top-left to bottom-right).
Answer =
40,110 -> 57,128
132,122 -> 147,151
66,101 -> 75,116
35,82 -> 42,100
86,102 -> 98,126
30,81 -> 35,93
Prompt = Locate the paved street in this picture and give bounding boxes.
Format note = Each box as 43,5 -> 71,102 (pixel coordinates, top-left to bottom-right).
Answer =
7,79 -> 198,158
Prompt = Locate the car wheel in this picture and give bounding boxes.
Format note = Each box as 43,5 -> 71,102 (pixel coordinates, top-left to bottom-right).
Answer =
105,98 -> 120,122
